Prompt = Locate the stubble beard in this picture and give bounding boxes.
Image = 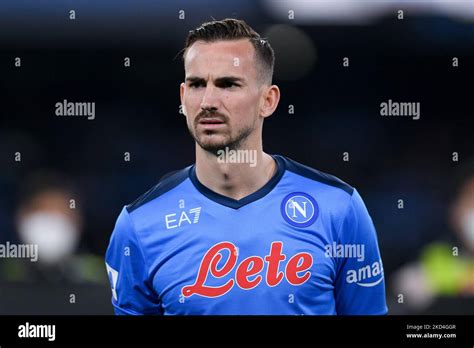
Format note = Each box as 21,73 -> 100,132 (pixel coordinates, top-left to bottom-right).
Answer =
188,111 -> 257,156
189,124 -> 255,156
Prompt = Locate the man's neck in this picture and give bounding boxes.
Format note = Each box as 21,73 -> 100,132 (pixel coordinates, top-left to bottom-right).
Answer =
195,147 -> 277,201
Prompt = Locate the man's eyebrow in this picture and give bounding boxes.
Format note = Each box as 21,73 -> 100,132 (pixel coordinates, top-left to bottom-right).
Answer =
214,76 -> 245,84
185,76 -> 246,83
185,76 -> 205,83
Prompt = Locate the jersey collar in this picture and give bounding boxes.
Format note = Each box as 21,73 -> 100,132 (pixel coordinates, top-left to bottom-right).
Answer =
189,154 -> 285,209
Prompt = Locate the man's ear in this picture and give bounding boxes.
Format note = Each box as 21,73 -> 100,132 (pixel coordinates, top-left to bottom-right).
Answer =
260,85 -> 280,118
180,82 -> 187,116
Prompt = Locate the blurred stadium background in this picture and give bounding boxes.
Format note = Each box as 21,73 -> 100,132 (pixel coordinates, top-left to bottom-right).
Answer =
0,0 -> 473,314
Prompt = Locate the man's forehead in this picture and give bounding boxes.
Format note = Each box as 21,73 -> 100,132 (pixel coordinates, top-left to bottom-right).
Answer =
184,39 -> 257,77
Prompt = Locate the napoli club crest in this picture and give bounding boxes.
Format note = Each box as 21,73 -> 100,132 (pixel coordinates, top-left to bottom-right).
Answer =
281,192 -> 319,227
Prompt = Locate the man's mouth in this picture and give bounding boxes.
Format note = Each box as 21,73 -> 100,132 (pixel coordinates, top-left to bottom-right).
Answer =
198,118 -> 226,128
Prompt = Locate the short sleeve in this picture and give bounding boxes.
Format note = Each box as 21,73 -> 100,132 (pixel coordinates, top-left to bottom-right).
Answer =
334,189 -> 388,315
105,206 -> 162,315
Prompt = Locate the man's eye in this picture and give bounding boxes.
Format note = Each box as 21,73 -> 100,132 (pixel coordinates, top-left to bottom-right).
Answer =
189,82 -> 204,88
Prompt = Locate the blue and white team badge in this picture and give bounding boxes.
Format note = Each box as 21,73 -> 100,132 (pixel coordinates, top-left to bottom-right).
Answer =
281,192 -> 319,227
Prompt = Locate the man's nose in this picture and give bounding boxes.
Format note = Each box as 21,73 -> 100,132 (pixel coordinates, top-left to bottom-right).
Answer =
200,85 -> 220,111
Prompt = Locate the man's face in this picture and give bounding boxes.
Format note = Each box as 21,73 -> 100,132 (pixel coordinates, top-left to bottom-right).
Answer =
180,39 -> 265,154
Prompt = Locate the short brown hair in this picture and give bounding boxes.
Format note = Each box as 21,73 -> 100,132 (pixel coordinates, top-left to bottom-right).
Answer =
183,18 -> 275,84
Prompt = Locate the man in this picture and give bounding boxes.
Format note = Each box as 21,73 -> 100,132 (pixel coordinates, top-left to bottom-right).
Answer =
0,171 -> 110,314
105,18 -> 387,315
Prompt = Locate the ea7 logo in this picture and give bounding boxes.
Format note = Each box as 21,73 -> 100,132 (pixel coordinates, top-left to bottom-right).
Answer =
165,207 -> 201,229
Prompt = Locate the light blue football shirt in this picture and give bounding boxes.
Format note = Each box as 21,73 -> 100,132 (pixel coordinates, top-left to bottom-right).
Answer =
105,155 -> 388,315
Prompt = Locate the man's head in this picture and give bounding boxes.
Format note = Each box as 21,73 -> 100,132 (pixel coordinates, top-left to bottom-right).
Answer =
15,171 -> 83,265
180,18 -> 280,155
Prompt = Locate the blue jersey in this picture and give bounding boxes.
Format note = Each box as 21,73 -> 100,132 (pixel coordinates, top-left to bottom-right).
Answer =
105,155 -> 388,315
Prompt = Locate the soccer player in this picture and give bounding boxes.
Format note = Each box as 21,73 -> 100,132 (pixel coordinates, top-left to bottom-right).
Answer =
105,18 -> 388,315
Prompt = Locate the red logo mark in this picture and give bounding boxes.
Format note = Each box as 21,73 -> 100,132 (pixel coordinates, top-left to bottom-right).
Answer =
182,241 -> 313,298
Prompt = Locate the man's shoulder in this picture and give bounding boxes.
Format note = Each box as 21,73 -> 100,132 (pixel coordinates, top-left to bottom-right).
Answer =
277,155 -> 354,196
126,165 -> 192,214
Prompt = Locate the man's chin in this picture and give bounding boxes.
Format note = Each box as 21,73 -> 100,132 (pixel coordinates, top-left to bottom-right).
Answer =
192,126 -> 254,156
197,141 -> 229,156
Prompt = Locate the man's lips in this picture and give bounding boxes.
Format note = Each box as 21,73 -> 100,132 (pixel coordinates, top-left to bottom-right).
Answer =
198,118 -> 226,128
199,118 -> 225,124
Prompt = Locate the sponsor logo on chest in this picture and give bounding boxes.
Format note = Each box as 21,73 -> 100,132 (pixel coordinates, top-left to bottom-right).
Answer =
182,241 -> 313,298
